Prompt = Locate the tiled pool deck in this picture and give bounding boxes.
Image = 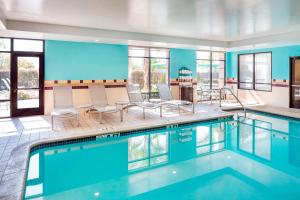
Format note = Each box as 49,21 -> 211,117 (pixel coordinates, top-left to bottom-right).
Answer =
0,104 -> 234,200
247,105 -> 300,119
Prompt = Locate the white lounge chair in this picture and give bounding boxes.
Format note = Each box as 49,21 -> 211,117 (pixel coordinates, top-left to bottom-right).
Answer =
51,86 -> 79,129
0,79 -> 10,111
157,83 -> 195,114
88,85 -> 122,123
127,84 -> 162,119
2,78 -> 10,90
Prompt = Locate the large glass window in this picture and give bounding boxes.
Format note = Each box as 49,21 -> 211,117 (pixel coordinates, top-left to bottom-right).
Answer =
239,54 -> 254,89
238,52 -> 272,91
255,53 -> 272,91
197,51 -> 225,90
128,47 -> 169,95
0,38 -> 11,117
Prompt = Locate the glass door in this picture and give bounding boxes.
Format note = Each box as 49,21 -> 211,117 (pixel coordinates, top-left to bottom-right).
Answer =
11,54 -> 44,116
291,57 -> 300,109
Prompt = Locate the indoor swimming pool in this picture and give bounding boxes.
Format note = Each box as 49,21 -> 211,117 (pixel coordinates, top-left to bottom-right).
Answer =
23,112 -> 300,200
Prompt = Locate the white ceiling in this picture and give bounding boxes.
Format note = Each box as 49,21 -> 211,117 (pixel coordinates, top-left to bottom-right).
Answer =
1,0 -> 300,48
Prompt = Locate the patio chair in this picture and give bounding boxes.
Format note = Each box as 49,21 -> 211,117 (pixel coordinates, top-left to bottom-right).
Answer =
126,84 -> 162,119
156,83 -> 195,114
88,85 -> 122,123
2,78 -> 10,91
0,78 -> 9,97
51,86 -> 79,129
5,78 -> 10,84
0,79 -> 10,111
197,86 -> 212,103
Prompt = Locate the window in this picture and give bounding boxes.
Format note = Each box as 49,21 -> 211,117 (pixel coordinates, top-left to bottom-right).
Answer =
128,47 -> 169,96
197,51 -> 225,90
238,52 -> 272,91
255,53 -> 272,91
13,39 -> 44,52
0,38 -> 11,51
239,54 -> 254,89
0,38 -> 11,117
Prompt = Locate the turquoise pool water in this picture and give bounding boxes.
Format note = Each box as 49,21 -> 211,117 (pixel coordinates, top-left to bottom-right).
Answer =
24,112 -> 300,200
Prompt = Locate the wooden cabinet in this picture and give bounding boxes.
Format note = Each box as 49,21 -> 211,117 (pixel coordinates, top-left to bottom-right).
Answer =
180,86 -> 193,102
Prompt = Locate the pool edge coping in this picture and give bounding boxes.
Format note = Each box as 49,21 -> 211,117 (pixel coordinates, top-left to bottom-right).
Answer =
246,107 -> 300,121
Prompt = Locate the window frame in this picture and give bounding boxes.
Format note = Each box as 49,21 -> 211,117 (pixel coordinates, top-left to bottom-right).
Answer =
238,52 -> 272,92
196,50 -> 226,90
0,37 -> 12,117
0,37 -> 45,118
128,46 -> 170,96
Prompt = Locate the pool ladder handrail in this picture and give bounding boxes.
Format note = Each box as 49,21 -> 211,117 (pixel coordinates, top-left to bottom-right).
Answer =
219,87 -> 246,117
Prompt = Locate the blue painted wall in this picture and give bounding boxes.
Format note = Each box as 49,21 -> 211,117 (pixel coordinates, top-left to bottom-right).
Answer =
170,48 -> 197,78
226,45 -> 300,80
45,40 -> 128,80
45,40 -> 199,81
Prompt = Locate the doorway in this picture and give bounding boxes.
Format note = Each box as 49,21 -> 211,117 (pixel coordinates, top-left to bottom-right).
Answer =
0,38 -> 44,118
290,57 -> 300,109
11,54 -> 44,116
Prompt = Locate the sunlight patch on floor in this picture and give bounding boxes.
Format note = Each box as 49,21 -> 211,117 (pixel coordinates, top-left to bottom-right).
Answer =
0,119 -> 18,136
19,116 -> 51,130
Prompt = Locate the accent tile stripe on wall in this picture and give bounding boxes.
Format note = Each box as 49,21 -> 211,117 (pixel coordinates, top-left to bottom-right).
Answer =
226,78 -> 289,87
44,79 -> 127,90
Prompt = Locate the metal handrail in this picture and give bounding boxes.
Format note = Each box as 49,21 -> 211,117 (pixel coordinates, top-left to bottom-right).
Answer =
219,87 -> 246,117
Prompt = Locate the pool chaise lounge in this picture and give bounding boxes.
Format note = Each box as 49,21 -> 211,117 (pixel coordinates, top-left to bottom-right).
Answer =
50,83 -> 196,129
87,84 -> 122,123
157,83 -> 195,114
126,84 -> 162,119
51,86 -> 80,129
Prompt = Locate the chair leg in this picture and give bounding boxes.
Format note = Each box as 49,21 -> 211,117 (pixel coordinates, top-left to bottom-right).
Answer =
143,108 -> 145,119
178,105 -> 180,115
76,113 -> 80,127
88,109 -> 92,119
51,115 -> 54,130
160,106 -> 162,117
192,103 -> 195,113
120,110 -> 123,122
99,112 -> 103,124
